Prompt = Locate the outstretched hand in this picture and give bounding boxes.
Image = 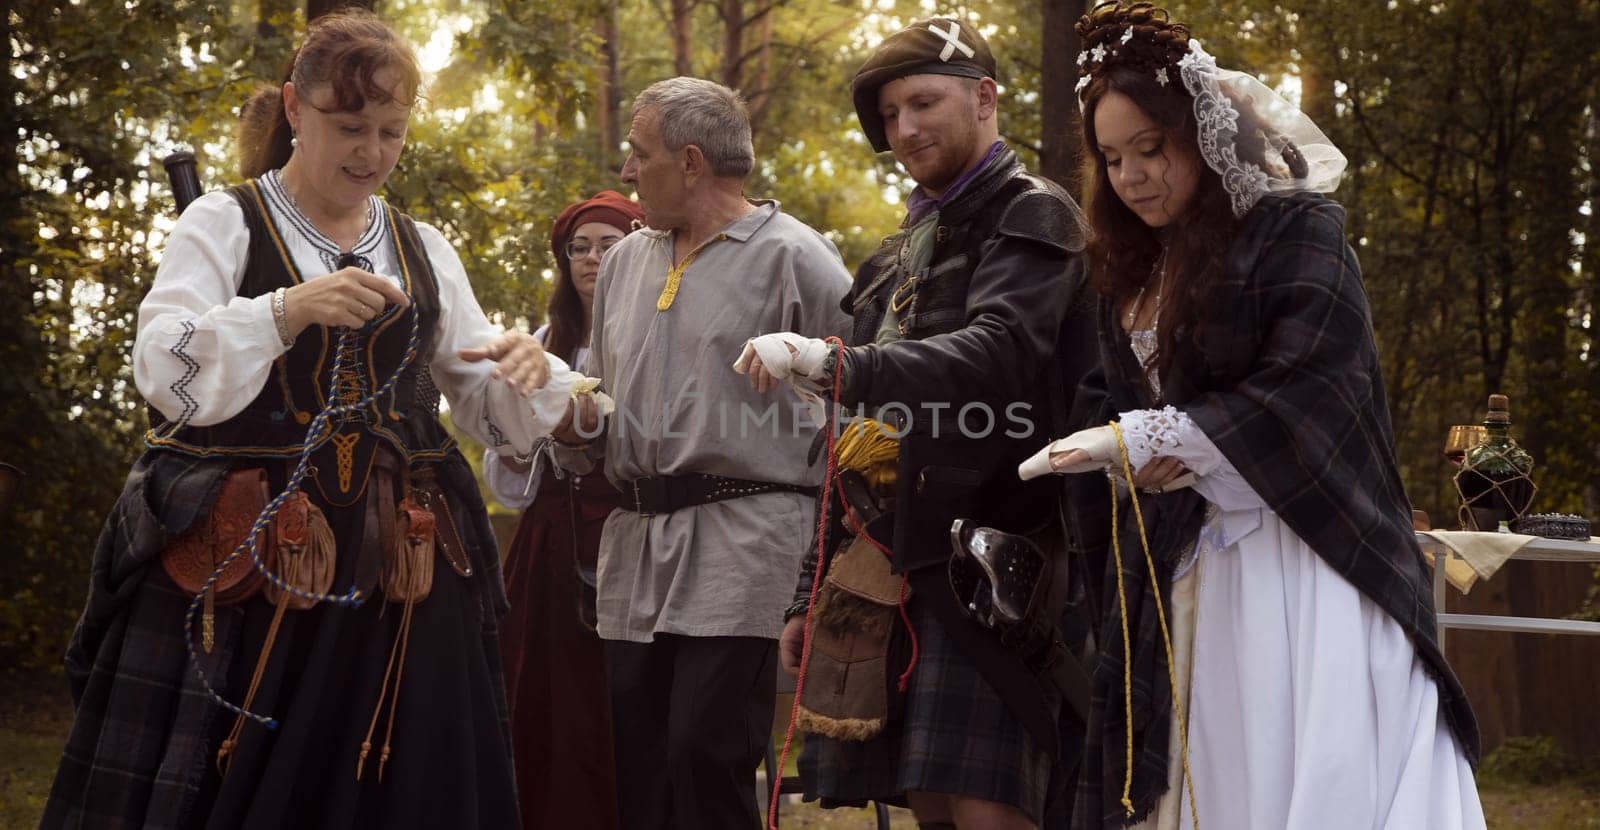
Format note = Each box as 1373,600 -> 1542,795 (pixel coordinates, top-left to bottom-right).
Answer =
1047,447 -> 1094,472
458,331 -> 550,396
1049,448 -> 1189,491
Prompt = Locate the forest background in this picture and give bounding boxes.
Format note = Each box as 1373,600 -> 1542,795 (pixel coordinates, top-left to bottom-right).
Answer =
3,0 -> 1598,752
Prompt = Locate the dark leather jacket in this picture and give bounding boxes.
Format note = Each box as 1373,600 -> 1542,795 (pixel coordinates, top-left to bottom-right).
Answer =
787,146 -> 1098,751
790,146 -> 1097,604
849,146 -> 1094,569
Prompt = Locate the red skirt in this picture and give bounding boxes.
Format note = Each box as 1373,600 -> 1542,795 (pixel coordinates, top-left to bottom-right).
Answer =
499,466 -> 621,829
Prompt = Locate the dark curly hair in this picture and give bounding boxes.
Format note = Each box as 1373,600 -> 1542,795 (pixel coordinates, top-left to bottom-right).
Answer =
1074,2 -> 1235,385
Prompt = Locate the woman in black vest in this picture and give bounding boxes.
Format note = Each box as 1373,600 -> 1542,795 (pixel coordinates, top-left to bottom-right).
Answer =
1024,3 -> 1483,828
43,11 -> 572,829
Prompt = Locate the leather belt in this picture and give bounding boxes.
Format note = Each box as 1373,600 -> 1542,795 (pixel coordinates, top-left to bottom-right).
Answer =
617,473 -> 813,516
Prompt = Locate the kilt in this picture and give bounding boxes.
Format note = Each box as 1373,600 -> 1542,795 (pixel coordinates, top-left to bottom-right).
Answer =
798,596 -> 1062,824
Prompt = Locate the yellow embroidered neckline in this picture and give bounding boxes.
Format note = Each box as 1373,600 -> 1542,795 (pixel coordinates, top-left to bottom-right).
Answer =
657,232 -> 729,311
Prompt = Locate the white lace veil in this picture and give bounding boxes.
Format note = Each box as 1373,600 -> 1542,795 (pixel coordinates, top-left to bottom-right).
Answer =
1176,38 -> 1347,217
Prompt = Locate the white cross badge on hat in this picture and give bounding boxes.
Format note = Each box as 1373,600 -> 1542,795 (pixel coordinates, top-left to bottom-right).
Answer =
931,21 -> 975,62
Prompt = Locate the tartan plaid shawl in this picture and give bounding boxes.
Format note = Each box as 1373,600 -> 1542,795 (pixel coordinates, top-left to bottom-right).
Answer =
1066,193 -> 1480,829
46,452 -> 235,829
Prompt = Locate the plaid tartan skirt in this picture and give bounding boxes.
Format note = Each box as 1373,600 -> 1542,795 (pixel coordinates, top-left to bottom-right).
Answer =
798,597 -> 1061,824
42,452 -> 519,830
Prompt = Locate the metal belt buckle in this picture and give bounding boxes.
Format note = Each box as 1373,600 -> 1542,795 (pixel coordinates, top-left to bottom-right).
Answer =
631,478 -> 655,517
948,518 -> 1048,629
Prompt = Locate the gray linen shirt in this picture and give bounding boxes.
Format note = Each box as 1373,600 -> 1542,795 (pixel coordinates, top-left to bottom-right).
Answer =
574,200 -> 852,642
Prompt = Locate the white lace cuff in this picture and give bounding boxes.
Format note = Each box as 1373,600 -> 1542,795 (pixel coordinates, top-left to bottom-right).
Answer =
1115,406 -> 1269,511
1118,405 -> 1190,471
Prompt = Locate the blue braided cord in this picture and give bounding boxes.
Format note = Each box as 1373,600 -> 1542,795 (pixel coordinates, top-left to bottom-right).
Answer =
181,299 -> 422,730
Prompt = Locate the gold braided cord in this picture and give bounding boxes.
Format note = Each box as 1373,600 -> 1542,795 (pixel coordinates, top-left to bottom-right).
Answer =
832,418 -> 899,490
1108,420 -> 1200,829
1107,452 -> 1138,816
332,433 -> 360,494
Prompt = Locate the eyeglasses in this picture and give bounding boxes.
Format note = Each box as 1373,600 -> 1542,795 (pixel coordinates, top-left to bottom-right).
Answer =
565,239 -> 622,260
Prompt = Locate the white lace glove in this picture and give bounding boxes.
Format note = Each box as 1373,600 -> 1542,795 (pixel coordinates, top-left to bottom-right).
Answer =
1115,406 -> 1199,492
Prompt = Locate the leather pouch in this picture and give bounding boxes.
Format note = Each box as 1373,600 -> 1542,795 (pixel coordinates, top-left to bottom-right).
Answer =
160,468 -> 273,604
796,531 -> 909,741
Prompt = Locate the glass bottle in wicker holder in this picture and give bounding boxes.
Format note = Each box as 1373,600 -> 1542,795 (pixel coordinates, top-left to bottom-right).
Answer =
1453,394 -> 1537,530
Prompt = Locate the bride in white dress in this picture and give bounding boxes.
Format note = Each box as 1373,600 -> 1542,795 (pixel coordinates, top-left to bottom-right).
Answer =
1021,4 -> 1485,828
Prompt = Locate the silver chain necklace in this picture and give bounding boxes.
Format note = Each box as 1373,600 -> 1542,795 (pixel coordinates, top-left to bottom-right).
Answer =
1125,248 -> 1169,330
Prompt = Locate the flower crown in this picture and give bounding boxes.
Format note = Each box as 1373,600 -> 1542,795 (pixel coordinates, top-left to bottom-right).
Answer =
1073,2 -> 1192,101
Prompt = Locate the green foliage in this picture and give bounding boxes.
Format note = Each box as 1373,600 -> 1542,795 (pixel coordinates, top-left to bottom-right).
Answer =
1480,735 -> 1600,792
1,0 -> 265,673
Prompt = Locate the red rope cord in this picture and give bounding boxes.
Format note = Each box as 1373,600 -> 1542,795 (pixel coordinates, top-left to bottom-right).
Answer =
768,336 -> 846,830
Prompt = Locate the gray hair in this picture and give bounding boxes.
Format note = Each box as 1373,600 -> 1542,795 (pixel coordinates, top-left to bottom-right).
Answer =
632,77 -> 755,179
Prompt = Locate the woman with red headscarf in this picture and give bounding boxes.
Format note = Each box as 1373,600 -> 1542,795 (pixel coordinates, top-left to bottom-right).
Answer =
484,190 -> 643,830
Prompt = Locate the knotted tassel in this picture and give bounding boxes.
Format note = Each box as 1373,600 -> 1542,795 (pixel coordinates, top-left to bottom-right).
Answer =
357,495 -> 435,780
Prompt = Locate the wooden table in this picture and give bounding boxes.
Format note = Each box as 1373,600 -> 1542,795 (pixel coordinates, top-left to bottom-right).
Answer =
1418,533 -> 1600,645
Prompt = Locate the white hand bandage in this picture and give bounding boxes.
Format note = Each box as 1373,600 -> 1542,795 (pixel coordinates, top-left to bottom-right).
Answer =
733,332 -> 834,427
732,333 -> 831,383
1017,425 -> 1119,480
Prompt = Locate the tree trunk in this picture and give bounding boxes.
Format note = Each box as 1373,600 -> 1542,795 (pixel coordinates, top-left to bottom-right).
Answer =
748,0 -> 776,132
1039,0 -> 1084,196
720,0 -> 743,91
672,0 -> 695,77
597,4 -> 622,165
1584,87 -> 1600,520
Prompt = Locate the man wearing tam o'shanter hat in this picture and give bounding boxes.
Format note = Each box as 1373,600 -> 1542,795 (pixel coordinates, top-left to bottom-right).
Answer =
739,16 -> 1099,829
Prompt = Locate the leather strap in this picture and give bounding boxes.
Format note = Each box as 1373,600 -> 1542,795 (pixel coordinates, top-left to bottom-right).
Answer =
616,473 -> 813,516
428,487 -> 472,577
355,450 -> 399,600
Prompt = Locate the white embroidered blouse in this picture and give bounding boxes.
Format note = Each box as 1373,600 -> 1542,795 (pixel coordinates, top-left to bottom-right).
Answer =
132,176 -> 574,454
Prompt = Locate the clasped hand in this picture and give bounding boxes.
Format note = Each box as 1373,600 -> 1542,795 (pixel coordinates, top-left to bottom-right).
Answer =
283,266 -> 411,332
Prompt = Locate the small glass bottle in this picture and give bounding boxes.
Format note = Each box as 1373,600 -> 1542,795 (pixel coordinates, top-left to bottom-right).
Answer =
1457,394 -> 1535,528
